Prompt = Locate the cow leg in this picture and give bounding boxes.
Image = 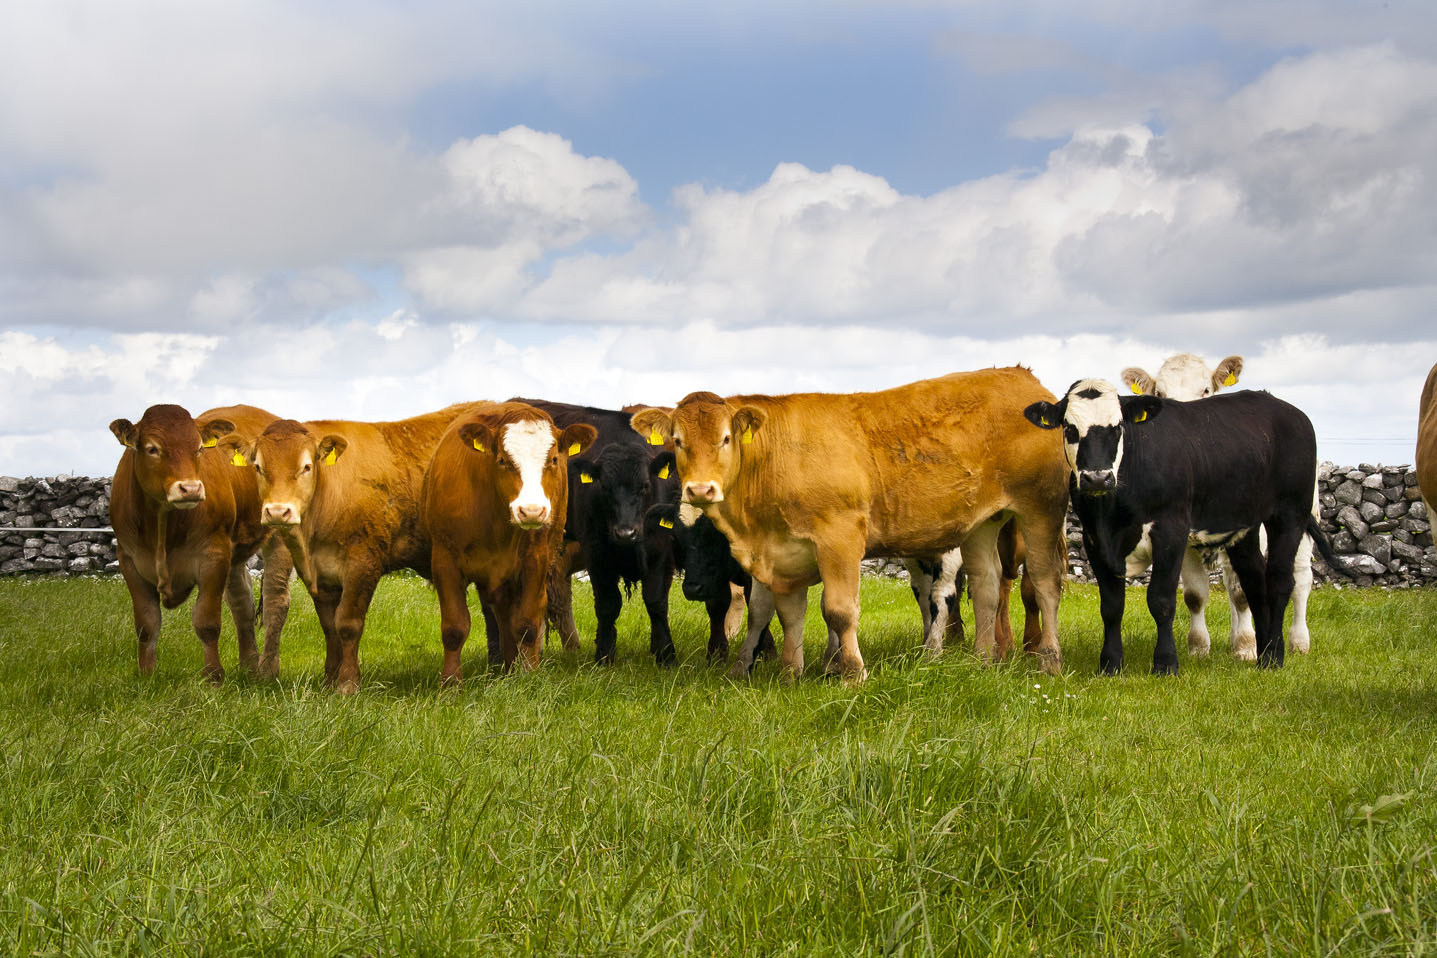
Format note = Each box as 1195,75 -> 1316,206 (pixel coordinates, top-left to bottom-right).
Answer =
1145,524 -> 1187,676
223,561 -> 260,674
590,568 -> 623,665
1222,546 -> 1258,661
903,558 -> 936,643
705,594 -> 731,662
724,583 -> 746,641
815,540 -> 866,682
312,587 -> 342,686
432,549 -> 471,685
1288,534 -> 1315,654
1092,559 -> 1127,675
643,560 -> 676,666
547,566 -> 581,654
1013,511 -> 1063,675
1018,569 -> 1042,655
192,553 -> 230,684
257,537 -> 293,679
332,576 -> 378,695
962,519 -> 1003,664
1223,534 -> 1269,668
727,579 -> 777,679
773,586 -> 810,682
118,547 -> 162,676
1258,518 -> 1305,669
1180,548 -> 1213,657
947,561 -> 966,647
482,604 -> 502,667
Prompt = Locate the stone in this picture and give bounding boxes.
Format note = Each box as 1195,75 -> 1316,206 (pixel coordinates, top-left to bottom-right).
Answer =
1409,487 -> 1428,501
1359,500 -> 1384,522
31,557 -> 63,571
1362,488 -> 1389,508
1346,470 -> 1367,482
1392,540 -> 1426,564
1319,492 -> 1337,510
1412,501 -> 1429,521
0,558 -> 26,574
0,477 -> 18,493
1333,480 -> 1363,506
1332,530 -> 1357,553
1362,473 -> 1385,489
40,542 -> 66,559
1370,520 -> 1398,534
1403,517 -> 1431,535
1406,473 -> 1420,487
1359,535 -> 1392,566
1359,463 -> 1379,474
1336,505 -> 1369,539
1385,501 -> 1410,519
68,557 -> 93,573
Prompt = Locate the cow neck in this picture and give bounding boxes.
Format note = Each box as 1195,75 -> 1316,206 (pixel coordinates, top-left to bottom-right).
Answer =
153,507 -> 172,598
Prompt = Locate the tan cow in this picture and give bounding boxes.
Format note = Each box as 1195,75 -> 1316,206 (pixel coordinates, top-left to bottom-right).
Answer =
631,368 -> 1071,681
228,403 -> 482,693
1419,361 -> 1437,513
422,402 -> 596,680
109,404 -> 279,681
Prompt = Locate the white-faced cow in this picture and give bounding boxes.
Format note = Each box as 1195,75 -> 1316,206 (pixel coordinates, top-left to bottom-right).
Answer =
109,404 -> 286,681
1024,380 -> 1340,674
1121,353 -> 1318,658
422,402 -> 596,680
631,368 -> 1071,683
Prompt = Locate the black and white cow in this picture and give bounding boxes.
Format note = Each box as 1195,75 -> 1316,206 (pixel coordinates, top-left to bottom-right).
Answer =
1023,379 -> 1339,674
1121,352 -> 1318,659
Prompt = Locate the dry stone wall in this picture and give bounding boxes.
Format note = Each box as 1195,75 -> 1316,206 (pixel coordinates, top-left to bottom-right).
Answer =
4,469 -> 1435,585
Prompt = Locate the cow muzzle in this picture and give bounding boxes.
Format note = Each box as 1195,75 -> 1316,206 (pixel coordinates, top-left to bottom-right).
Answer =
1077,470 -> 1117,495
511,502 -> 550,529
262,502 -> 301,526
167,480 -> 205,508
682,481 -> 723,505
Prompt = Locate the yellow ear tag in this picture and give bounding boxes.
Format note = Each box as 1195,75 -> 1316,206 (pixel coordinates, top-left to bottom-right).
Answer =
231,452 -> 246,467
659,517 -> 674,529
1223,373 -> 1237,387
1040,416 -> 1052,427
203,436 -> 217,448
741,427 -> 753,445
1130,382 -> 1143,395
568,442 -> 581,456
580,472 -> 593,484
1135,410 -> 1148,423
647,428 -> 663,446
323,449 -> 338,466
472,439 -> 485,452
658,464 -> 670,479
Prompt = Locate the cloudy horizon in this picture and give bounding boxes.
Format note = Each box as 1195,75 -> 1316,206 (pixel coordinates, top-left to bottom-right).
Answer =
3,1 -> 1434,476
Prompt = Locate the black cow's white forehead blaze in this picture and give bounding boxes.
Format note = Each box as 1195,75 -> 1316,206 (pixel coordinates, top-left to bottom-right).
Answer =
1061,378 -> 1125,478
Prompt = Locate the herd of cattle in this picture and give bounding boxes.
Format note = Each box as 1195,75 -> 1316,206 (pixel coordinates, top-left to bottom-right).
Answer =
108,354 -> 1437,692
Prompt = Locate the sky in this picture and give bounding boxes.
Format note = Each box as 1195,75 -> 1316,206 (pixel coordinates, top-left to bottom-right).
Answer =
2,0 -> 1436,476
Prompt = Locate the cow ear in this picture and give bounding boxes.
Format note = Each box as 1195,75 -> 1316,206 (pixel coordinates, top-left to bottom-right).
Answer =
1120,367 -> 1155,396
731,405 -> 765,445
571,457 -> 600,486
110,419 -> 138,448
645,502 -> 679,536
1123,395 -> 1163,425
199,418 -> 235,448
317,435 -> 348,465
218,437 -> 254,468
1212,355 -> 1243,391
458,422 -> 495,455
558,423 -> 597,458
649,450 -> 677,482
630,407 -> 672,447
1023,400 -> 1065,429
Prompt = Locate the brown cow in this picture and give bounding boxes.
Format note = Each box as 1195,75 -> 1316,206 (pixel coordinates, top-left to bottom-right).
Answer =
227,403 -> 482,693
109,404 -> 280,680
631,368 -> 1071,681
1419,361 -> 1437,512
422,402 -> 596,680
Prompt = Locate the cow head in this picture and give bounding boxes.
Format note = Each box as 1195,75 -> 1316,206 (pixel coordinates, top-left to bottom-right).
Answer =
110,404 -> 232,510
458,416 -> 596,529
232,419 -> 346,527
571,443 -> 655,544
1121,353 -> 1243,401
631,392 -> 764,506
1024,379 -> 1162,496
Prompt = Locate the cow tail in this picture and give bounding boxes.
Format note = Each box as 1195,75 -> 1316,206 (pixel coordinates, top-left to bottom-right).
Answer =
1306,514 -> 1353,578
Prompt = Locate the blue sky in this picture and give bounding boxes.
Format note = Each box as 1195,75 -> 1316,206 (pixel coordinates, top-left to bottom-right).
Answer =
2,0 -> 1435,474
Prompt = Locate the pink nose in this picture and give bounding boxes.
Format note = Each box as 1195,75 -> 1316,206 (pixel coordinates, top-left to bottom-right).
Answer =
262,503 -> 299,525
514,503 -> 549,526
169,480 -> 205,503
684,481 -> 719,504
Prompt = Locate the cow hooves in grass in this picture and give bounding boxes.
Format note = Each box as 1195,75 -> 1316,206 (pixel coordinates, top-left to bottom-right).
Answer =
257,656 -> 281,680
1035,650 -> 1061,676
1151,660 -> 1179,677
842,668 -> 869,687
200,665 -> 225,686
725,661 -> 751,680
1257,651 -> 1284,670
1231,633 -> 1258,662
1099,658 -> 1123,676
1289,628 -> 1311,654
1187,636 -> 1211,657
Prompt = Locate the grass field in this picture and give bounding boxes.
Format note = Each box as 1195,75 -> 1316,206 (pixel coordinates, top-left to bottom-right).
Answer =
1,572 -> 1435,956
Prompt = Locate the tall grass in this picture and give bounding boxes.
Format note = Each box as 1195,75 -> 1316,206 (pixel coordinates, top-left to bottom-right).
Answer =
0,573 -> 1434,955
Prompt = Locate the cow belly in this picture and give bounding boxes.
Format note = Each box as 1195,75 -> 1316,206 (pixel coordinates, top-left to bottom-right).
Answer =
734,535 -> 819,592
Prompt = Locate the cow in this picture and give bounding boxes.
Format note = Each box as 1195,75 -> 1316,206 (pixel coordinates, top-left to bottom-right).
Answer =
109,403 -> 284,681
422,402 -> 596,680
227,403 -> 482,693
1121,353 -> 1318,658
630,368 -> 1072,683
1023,380 -> 1342,674
1419,361 -> 1437,514
513,399 -> 680,665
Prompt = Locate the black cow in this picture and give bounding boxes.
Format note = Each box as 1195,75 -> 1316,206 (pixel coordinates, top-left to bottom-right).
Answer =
1023,380 -> 1341,675
644,451 -> 777,666
513,399 -> 679,664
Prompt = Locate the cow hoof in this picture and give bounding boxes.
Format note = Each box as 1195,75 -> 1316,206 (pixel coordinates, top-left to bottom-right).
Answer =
1231,632 -> 1258,662
1151,660 -> 1178,677
1035,650 -> 1061,676
1187,636 -> 1211,657
1288,629 -> 1311,654
200,666 -> 225,686
334,677 -> 360,695
1099,659 -> 1123,676
726,661 -> 751,680
257,656 -> 281,680
1256,652 -> 1284,670
842,668 -> 869,687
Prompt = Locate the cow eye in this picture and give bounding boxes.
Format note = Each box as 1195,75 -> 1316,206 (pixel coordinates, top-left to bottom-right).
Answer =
1201,388 -> 1211,397
551,455 -> 559,466
1155,390 -> 1166,398
673,437 -> 683,449
144,444 -> 160,456
300,462 -> 311,475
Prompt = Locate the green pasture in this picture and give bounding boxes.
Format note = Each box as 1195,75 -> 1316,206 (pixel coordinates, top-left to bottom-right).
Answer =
1,572 -> 1435,956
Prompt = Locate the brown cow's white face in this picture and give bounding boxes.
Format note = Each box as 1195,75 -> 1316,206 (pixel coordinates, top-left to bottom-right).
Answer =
111,405 -> 229,509
249,422 -> 344,527
501,420 -> 558,528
